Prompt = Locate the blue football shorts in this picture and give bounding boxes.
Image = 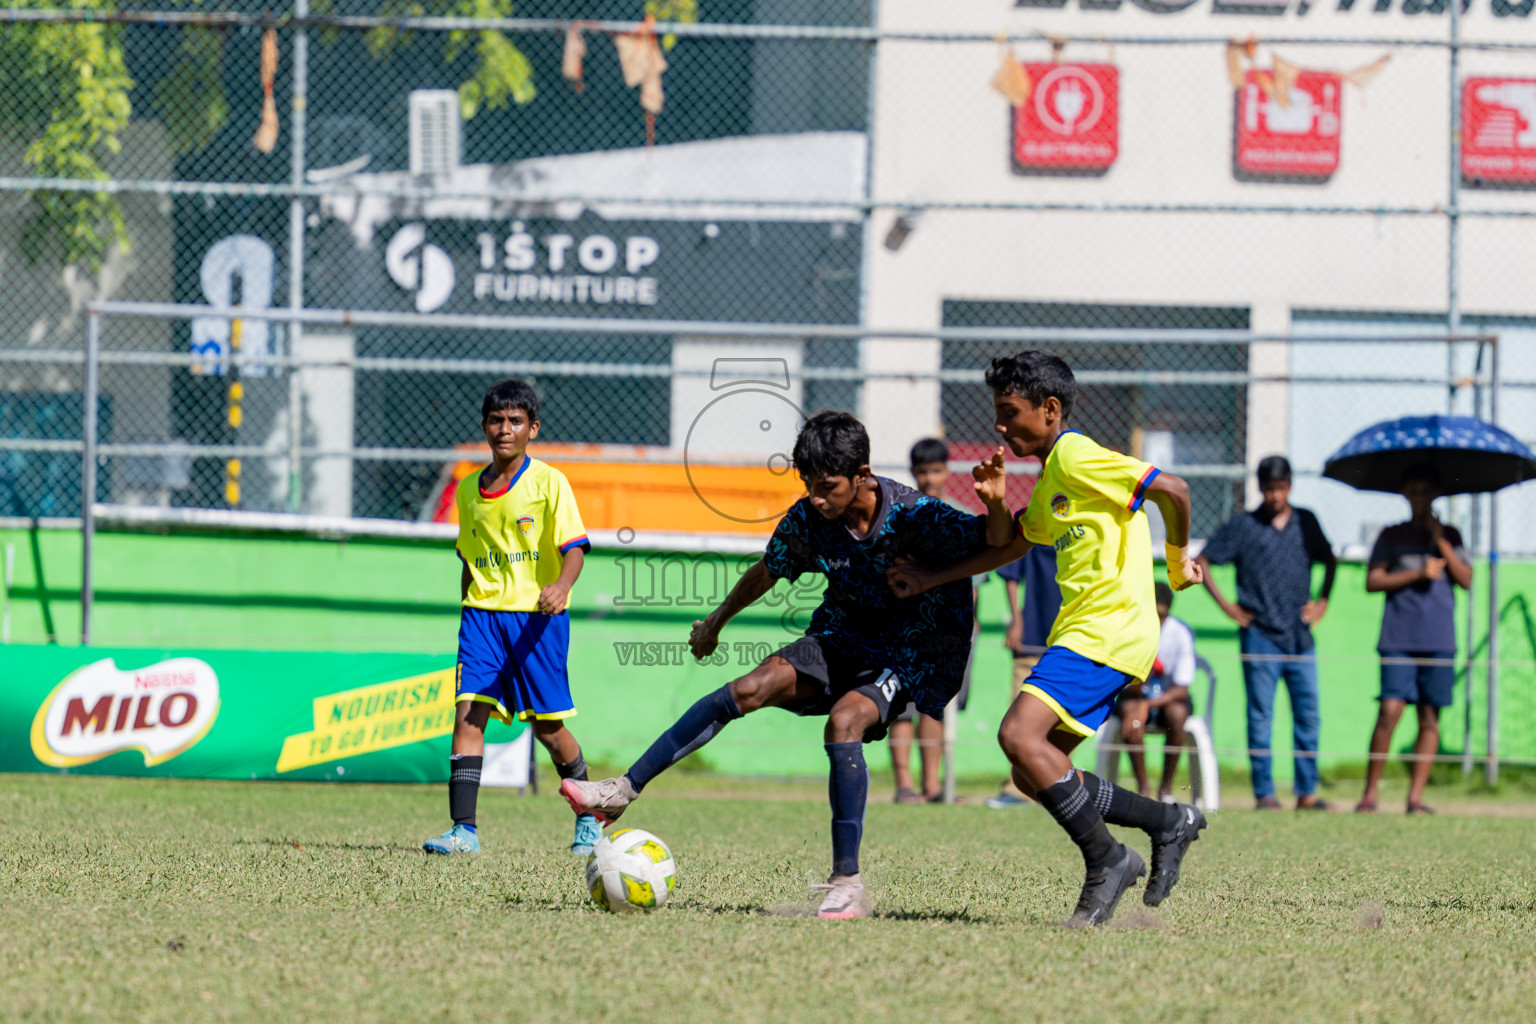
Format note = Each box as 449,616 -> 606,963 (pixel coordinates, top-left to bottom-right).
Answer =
457,606 -> 575,723
1019,645 -> 1137,737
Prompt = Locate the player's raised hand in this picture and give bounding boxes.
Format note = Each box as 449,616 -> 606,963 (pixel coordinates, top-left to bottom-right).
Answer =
689,613 -> 722,660
972,446 -> 1009,505
537,582 -> 572,615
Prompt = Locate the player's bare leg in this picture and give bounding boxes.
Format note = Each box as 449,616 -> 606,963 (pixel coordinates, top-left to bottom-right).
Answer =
424,701 -> 494,855
531,719 -> 601,854
1159,702 -> 1191,802
816,690 -> 881,920
998,693 -> 1144,926
562,656 -> 815,823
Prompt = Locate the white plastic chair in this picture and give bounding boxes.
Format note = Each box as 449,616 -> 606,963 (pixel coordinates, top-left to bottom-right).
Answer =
1094,655 -> 1220,812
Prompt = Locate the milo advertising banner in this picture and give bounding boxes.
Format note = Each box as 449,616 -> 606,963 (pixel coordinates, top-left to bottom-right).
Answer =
3,646 -> 525,782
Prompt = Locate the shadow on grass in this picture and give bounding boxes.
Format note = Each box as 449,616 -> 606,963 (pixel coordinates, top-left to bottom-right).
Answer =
236,838 -> 425,855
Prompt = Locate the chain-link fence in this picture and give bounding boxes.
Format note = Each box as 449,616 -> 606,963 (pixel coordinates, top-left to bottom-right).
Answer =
3,8 -> 1534,532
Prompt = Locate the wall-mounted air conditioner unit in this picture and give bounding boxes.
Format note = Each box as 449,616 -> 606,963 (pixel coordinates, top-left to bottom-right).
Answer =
409,90 -> 461,176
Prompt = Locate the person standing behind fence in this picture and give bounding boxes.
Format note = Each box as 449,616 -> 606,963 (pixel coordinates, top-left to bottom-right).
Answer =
985,544 -> 1060,809
885,437 -> 978,803
1196,456 -> 1337,811
1356,466 -> 1473,816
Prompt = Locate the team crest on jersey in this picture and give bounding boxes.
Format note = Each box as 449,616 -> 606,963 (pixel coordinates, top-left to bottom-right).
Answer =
1051,493 -> 1069,518
516,515 -> 534,534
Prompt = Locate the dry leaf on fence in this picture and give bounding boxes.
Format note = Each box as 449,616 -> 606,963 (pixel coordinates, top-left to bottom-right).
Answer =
252,27 -> 280,153
562,25 -> 587,93
990,50 -> 1031,108
1345,53 -> 1391,90
1272,56 -> 1300,109
1225,40 -> 1247,90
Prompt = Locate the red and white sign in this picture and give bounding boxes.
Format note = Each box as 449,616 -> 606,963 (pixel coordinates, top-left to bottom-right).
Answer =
1012,63 -> 1119,172
1235,70 -> 1342,179
1463,78 -> 1536,184
30,657 -> 221,768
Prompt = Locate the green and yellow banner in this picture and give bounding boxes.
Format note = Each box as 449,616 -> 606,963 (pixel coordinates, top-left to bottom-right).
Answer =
1,646 -> 520,782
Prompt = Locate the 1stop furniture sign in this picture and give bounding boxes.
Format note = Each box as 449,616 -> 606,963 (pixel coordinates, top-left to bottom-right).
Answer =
1235,69 -> 1342,180
1012,63 -> 1119,173
1463,77 -> 1536,184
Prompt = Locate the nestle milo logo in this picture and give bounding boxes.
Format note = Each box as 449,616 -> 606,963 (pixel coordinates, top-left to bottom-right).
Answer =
30,657 -> 221,768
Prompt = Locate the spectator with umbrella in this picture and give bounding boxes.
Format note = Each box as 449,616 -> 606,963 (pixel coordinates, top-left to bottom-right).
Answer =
1355,466 -> 1471,814
1324,414 -> 1536,809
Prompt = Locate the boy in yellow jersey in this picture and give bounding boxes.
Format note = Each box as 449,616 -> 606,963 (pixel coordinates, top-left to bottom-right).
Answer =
422,378 -> 599,857
889,350 -> 1208,927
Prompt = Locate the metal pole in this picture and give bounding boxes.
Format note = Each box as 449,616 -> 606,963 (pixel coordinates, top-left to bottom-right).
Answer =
287,1 -> 309,513
1486,335 -> 1500,785
1462,346 -> 1482,775
81,311 -> 101,645
1448,0 -> 1473,775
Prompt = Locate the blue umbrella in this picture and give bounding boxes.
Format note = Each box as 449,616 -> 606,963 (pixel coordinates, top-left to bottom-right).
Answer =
1322,415 -> 1536,495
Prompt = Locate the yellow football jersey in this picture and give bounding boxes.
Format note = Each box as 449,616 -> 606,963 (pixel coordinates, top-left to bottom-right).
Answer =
456,457 -> 589,613
1014,431 -> 1161,680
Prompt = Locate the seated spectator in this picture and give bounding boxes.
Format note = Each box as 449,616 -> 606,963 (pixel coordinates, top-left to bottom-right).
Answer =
1357,466 -> 1473,815
1114,583 -> 1197,801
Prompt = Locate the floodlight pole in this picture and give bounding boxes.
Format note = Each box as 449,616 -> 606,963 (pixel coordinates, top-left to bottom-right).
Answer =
81,311 -> 101,645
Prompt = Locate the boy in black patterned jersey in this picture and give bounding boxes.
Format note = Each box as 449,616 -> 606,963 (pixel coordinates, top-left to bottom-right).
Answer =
564,412 -> 1017,917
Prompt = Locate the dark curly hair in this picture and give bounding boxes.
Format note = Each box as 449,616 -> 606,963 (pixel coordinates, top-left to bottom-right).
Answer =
983,350 -> 1076,422
792,411 -> 869,480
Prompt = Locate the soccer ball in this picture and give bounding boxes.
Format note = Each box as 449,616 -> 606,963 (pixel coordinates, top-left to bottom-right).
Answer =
585,827 -> 676,913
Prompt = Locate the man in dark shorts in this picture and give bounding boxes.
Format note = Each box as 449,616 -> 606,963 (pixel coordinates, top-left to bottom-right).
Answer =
1356,466 -> 1473,815
563,412 -> 1004,917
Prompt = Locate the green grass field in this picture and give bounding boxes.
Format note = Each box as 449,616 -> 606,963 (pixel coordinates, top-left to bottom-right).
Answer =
5,772 -> 1535,1024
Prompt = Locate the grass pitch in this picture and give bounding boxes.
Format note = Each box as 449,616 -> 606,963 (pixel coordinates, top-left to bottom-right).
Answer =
4,772 -> 1535,1024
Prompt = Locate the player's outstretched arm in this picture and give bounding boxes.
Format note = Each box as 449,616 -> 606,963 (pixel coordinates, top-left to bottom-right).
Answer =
888,534 -> 1031,598
1146,472 -> 1204,591
689,558 -> 777,659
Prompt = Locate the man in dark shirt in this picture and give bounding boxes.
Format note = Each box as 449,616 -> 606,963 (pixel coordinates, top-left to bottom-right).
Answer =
1196,456 -> 1337,810
1357,466 -> 1472,815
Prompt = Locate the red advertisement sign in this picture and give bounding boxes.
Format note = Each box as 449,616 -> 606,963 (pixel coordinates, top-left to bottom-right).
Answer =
1463,78 -> 1536,184
1235,70 -> 1342,179
1012,63 -> 1119,173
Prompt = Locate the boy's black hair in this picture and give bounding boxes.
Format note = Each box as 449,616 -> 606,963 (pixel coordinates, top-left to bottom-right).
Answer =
984,350 -> 1077,421
1401,463 -> 1442,491
909,437 -> 948,468
481,378 -> 539,424
793,411 -> 870,480
1256,455 -> 1291,486
1154,581 -> 1174,609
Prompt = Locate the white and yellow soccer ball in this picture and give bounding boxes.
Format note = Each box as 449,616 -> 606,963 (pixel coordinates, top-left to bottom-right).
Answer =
585,827 -> 676,913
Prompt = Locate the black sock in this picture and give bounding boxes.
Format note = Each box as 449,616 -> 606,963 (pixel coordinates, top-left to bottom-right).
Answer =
625,686 -> 742,792
554,752 -> 589,782
449,754 -> 483,828
1082,772 -> 1179,834
826,742 -> 868,878
1036,769 -> 1118,869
